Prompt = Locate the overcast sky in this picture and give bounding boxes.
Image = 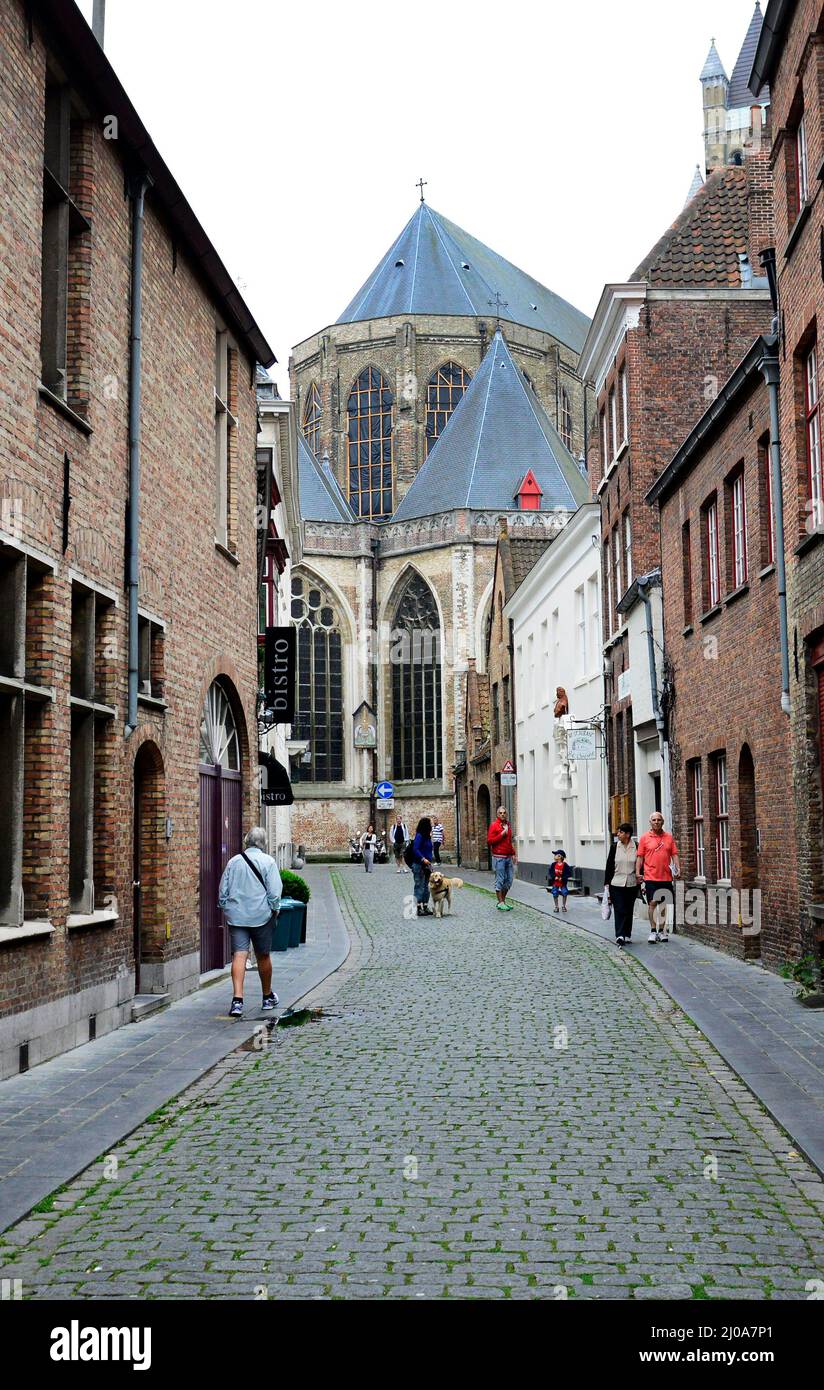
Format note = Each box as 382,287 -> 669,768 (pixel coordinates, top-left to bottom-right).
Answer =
76,0 -> 760,393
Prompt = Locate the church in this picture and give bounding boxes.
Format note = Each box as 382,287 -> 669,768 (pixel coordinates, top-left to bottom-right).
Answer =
286,198 -> 591,853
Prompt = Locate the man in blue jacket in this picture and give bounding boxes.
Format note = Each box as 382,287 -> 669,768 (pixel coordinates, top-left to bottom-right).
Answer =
218,826 -> 282,1018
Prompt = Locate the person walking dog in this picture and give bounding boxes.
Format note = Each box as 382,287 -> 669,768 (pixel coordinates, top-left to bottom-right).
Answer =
487,806 -> 516,912
218,827 -> 282,1019
360,823 -> 378,873
636,812 -> 680,943
410,817 -> 434,916
604,822 -> 638,946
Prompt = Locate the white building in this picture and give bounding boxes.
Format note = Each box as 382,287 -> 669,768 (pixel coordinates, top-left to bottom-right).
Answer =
505,503 -> 608,894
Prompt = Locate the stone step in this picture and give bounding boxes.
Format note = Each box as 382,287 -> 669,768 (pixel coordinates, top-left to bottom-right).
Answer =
130,993 -> 170,1023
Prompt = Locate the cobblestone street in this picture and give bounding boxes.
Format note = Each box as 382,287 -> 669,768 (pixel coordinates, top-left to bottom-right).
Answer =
2,867 -> 823,1301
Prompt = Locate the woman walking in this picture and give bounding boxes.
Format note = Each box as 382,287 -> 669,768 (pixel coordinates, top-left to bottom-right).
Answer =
604,821 -> 638,947
410,817 -> 434,916
360,823 -> 378,873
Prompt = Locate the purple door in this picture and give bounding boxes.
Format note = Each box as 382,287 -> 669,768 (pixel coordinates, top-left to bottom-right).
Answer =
199,764 -> 242,972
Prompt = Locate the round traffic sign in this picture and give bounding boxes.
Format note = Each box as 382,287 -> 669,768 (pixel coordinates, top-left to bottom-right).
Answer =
376,781 -> 394,798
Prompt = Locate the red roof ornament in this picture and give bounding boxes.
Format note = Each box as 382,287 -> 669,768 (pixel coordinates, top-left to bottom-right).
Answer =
515,469 -> 543,510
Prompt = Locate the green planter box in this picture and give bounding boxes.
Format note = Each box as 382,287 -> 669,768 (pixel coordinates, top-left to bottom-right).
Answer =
300,903 -> 307,944
288,901 -> 304,948
273,901 -> 299,953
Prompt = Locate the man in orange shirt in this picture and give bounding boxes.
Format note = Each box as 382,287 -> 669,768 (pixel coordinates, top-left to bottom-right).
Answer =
635,812 -> 680,944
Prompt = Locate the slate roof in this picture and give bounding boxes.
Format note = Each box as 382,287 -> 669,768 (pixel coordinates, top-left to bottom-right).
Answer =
391,332 -> 590,522
337,204 -> 590,354
684,165 -> 705,208
630,166 -> 749,287
700,38 -> 728,82
297,436 -> 354,523
510,537 -> 553,589
728,3 -> 769,108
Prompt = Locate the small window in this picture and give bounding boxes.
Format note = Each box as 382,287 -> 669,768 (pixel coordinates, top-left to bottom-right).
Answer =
609,386 -> 618,460
714,754 -> 730,880
560,387 -> 573,450
704,496 -> 720,609
727,467 -> 748,589
604,539 -> 613,634
575,586 -> 586,678
611,524 -> 622,615
806,344 -> 823,529
137,615 -> 164,701
502,675 -> 511,741
619,364 -> 628,443
758,433 -> 775,566
796,110 -> 809,210
623,510 -> 632,587
600,408 -> 608,473
69,583 -> 116,915
682,520 -> 693,626
492,681 -> 500,745
302,382 -> 322,460
691,760 -> 705,878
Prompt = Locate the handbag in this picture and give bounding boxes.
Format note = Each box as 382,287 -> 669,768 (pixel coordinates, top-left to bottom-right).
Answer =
600,893 -> 612,921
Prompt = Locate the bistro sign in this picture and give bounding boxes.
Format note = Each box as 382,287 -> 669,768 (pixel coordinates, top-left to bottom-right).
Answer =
264,626 -> 296,723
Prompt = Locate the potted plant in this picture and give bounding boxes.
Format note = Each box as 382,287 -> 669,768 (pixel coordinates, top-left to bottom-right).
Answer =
779,954 -> 824,1008
280,869 -> 310,946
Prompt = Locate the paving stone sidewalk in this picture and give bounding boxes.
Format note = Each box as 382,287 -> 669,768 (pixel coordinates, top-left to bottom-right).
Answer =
1,865 -> 822,1301
0,867 -> 348,1233
458,867 -> 824,1177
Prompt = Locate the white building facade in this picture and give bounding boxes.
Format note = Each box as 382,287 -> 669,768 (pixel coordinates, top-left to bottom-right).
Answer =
505,503 -> 608,894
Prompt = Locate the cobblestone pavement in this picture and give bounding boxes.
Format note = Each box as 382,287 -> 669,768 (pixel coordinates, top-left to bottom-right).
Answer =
1,867 -> 823,1301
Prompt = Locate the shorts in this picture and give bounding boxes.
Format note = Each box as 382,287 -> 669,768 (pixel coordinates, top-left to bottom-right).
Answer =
492,855 -> 514,894
229,921 -> 273,955
550,885 -> 568,898
644,880 -> 674,908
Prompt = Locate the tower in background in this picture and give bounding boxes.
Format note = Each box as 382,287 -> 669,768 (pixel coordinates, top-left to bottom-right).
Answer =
701,3 -> 769,174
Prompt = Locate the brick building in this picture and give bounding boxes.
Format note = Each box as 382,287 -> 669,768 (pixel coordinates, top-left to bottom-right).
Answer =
0,0 -> 277,1075
752,0 -> 824,973
579,164 -> 774,843
647,337 -> 796,966
286,203 -> 591,854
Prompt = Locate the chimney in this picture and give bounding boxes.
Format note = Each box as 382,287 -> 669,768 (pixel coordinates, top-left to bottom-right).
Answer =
92,0 -> 106,47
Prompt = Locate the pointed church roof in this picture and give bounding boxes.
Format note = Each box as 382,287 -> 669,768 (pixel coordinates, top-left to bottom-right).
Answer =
684,164 -> 705,208
337,203 -> 590,354
728,2 -> 768,107
297,436 -> 354,523
700,38 -> 728,83
391,332 -> 589,522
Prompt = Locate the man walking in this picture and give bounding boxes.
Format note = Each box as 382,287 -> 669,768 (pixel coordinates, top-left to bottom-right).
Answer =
391,815 -> 410,873
431,818 -> 445,863
218,826 -> 282,1018
487,805 -> 517,912
635,812 -> 680,944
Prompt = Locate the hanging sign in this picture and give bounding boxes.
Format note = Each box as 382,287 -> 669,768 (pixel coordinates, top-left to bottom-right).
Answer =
264,627 -> 296,722
567,728 -> 597,760
258,752 -> 294,806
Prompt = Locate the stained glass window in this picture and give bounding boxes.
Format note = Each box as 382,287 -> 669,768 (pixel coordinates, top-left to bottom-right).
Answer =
560,386 -> 573,450
290,572 -> 344,783
346,367 -> 393,519
302,382 -> 321,460
425,362 -> 471,456
391,574 -> 442,782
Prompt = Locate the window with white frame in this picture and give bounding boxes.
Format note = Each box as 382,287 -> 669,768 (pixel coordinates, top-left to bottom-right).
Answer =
623,510 -> 632,587
587,574 -> 600,672
611,524 -> 622,615
540,619 -> 549,704
796,110 -> 809,210
715,754 -> 730,880
575,585 -> 586,678
69,583 -> 116,916
551,607 -> 560,678
528,633 -> 535,713
759,434 -> 775,566
609,386 -> 618,460
619,364 -> 628,444
691,760 -> 705,878
731,469 -> 748,588
705,497 -> 720,608
516,645 -> 524,720
529,748 -> 536,837
604,540 -> 613,634
806,344 -> 822,529
214,328 -> 237,549
600,409 -> 608,472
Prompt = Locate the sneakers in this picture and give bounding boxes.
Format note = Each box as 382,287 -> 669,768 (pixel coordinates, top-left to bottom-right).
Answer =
229,997 -> 244,1018
261,992 -> 279,1012
496,902 -> 508,912
616,936 -> 625,947
648,932 -> 658,944
657,931 -> 668,943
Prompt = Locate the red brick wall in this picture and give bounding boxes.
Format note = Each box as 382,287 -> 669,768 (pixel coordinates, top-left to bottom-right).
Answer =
659,374 -> 798,966
0,0 -> 261,1040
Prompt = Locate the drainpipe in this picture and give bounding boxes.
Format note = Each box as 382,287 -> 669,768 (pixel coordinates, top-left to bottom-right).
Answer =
757,253 -> 791,717
636,573 -> 672,825
125,173 -> 151,738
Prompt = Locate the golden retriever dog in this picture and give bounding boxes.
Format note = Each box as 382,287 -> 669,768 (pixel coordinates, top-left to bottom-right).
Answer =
428,871 -> 464,918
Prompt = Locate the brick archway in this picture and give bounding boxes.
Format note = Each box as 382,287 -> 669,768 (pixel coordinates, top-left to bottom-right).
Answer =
133,740 -> 166,995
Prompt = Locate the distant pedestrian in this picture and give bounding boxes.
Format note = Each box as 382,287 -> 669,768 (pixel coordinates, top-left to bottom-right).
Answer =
360,823 -> 378,873
218,827 -> 282,1019
604,822 -> 638,946
392,815 -> 410,873
547,849 -> 571,912
487,806 -> 516,912
431,818 -> 445,863
410,817 -> 434,916
636,813 -> 680,943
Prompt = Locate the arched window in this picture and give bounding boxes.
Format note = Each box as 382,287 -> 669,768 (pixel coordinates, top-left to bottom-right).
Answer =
291,572 -> 344,783
302,382 -> 321,460
425,362 -> 471,455
346,367 -> 393,519
391,574 -> 442,781
560,386 -> 573,450
199,681 -> 240,770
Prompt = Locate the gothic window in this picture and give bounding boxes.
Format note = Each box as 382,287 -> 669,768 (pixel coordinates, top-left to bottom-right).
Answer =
560,386 -> 573,450
302,382 -> 321,460
199,681 -> 240,771
346,367 -> 393,519
290,572 -> 344,783
425,362 -> 471,456
391,574 -> 442,782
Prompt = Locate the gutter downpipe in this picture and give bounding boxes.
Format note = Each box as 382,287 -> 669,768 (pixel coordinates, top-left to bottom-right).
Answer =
125,173 -> 151,738
757,251 -> 791,716
637,573 -> 672,826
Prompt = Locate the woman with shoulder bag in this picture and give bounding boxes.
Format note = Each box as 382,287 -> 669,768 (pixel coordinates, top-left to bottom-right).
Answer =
604,821 -> 638,948
360,823 -> 378,873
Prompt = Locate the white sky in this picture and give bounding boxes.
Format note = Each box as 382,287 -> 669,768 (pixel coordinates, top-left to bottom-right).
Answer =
76,0 -> 760,394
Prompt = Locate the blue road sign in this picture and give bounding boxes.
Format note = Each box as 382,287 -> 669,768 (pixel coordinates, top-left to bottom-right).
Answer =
376,781 -> 394,799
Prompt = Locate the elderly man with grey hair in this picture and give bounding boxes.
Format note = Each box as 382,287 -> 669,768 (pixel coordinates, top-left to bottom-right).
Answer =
218,827 -> 282,1018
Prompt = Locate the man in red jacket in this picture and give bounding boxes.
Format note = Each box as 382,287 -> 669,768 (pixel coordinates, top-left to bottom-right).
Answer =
487,806 -> 517,912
